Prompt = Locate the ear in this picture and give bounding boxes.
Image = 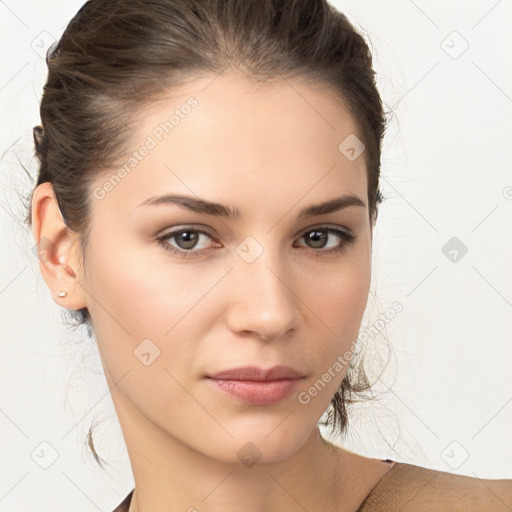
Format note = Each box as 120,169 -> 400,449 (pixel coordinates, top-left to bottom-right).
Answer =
31,182 -> 88,310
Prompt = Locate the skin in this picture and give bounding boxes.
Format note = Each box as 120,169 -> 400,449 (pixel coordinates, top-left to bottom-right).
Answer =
31,70 -> 396,512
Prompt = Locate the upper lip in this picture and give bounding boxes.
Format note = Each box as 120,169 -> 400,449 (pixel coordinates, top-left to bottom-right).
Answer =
207,365 -> 305,381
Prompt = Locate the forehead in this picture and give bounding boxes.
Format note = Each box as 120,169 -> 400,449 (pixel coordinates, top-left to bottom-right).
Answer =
90,71 -> 368,215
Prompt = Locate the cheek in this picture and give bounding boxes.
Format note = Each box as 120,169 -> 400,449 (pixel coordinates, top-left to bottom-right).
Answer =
84,240 -> 229,380
312,261 -> 371,333
85,236 -> 210,334
84,247 -> 204,420
303,259 -> 371,376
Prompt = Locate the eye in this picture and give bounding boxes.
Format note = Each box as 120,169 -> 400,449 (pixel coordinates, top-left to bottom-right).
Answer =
155,227 -> 219,258
155,225 -> 356,259
294,226 -> 356,256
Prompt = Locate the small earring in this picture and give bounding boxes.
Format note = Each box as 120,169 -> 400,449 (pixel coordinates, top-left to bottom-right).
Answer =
57,290 -> 67,298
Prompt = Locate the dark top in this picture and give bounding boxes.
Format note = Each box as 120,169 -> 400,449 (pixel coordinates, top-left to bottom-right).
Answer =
112,489 -> 133,512
111,459 -> 396,512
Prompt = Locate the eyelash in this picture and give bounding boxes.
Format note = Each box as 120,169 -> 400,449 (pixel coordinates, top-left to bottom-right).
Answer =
155,225 -> 356,259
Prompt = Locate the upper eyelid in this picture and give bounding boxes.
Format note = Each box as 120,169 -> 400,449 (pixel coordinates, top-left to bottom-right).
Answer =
294,223 -> 353,236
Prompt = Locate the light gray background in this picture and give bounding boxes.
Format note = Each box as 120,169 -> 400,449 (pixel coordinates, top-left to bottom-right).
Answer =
1,0 -> 511,510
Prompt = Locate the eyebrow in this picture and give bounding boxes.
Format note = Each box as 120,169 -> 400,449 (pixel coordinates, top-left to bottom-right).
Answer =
137,193 -> 366,219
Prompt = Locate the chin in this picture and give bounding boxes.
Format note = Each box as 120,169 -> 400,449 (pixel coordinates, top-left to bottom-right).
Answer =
201,421 -> 313,467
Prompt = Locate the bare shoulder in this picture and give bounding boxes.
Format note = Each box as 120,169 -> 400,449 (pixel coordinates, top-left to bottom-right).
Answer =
358,461 -> 512,512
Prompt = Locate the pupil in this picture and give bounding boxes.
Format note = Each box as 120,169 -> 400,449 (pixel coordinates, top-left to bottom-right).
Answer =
178,231 -> 198,249
309,230 -> 326,248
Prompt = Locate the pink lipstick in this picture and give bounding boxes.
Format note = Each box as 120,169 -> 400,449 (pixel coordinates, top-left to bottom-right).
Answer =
206,365 -> 305,406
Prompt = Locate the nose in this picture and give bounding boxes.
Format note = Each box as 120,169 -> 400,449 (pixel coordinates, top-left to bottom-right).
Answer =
225,249 -> 300,342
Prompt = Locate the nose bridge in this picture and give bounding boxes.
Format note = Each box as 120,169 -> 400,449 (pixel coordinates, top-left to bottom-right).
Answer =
227,235 -> 299,338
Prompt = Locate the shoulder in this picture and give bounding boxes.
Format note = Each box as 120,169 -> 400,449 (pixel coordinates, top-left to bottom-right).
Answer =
358,462 -> 512,511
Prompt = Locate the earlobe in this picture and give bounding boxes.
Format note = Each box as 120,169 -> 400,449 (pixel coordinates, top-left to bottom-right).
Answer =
31,182 -> 88,310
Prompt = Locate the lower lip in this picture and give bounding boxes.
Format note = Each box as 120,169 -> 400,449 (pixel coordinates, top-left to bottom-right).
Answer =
206,378 -> 302,405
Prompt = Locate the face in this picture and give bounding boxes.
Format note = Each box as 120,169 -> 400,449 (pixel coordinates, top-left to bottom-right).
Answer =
77,71 -> 374,464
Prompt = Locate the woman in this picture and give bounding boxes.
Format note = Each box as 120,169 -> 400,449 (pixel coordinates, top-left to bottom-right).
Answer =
27,0 -> 511,510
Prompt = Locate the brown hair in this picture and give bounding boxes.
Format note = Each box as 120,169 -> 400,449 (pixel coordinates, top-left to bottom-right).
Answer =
27,0 -> 388,467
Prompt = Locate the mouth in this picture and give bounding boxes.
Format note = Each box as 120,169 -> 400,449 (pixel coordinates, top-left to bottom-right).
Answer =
205,365 -> 305,406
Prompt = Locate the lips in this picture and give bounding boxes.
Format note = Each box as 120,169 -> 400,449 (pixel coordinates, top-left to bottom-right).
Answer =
207,365 -> 305,381
205,365 -> 305,405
